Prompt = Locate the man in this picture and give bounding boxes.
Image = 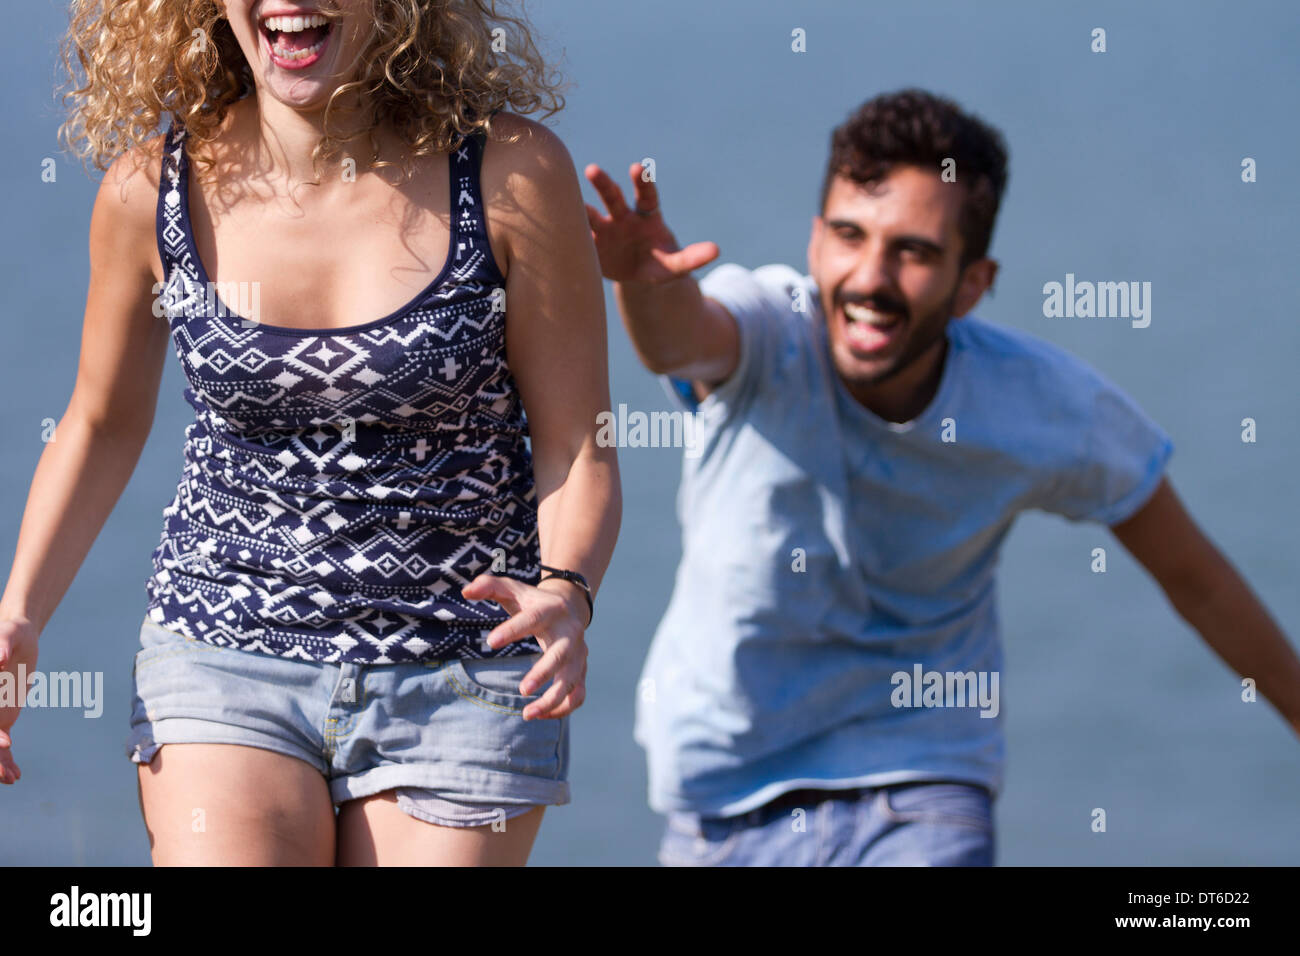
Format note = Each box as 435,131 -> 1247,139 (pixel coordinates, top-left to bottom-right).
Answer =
584,89 -> 1300,866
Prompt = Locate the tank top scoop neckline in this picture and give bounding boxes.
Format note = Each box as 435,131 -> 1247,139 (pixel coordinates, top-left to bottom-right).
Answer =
146,118 -> 542,667
156,121 -> 504,337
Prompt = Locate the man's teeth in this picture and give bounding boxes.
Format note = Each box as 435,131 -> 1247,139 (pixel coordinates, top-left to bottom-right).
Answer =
263,13 -> 330,32
843,302 -> 902,327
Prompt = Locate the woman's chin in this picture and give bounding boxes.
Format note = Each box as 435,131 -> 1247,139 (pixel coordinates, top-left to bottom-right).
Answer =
254,69 -> 338,111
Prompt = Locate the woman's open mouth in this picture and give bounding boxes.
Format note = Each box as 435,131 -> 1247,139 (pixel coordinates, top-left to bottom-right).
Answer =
259,12 -> 334,70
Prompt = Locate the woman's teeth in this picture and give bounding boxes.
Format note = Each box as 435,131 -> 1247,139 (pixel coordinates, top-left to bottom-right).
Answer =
261,13 -> 332,62
264,13 -> 329,31
273,37 -> 326,60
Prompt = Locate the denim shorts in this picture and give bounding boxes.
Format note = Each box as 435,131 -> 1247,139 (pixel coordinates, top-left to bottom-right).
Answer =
125,616 -> 569,827
659,780 -> 994,866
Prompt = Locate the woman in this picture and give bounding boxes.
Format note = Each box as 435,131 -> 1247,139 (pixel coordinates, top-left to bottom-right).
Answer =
0,0 -> 620,866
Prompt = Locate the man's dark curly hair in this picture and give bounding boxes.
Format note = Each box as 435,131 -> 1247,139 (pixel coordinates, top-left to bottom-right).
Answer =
820,89 -> 1009,267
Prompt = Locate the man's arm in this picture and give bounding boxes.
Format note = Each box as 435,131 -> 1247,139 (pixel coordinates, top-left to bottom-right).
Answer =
1110,477 -> 1300,736
584,162 -> 737,395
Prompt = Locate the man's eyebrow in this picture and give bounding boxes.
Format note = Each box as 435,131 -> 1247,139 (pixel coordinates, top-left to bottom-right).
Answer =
894,235 -> 946,255
824,218 -> 863,233
824,219 -> 946,255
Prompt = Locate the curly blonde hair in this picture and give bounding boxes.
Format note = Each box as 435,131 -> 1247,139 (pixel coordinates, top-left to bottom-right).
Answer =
57,0 -> 566,183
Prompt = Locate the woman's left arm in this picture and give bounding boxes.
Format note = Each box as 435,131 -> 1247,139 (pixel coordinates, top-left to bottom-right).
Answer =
460,115 -> 622,721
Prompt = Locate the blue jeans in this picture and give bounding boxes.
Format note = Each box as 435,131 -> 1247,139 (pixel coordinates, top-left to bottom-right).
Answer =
658,781 -> 995,866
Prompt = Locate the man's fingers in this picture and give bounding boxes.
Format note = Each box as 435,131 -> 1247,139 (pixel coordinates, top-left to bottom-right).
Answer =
628,162 -> 661,215
584,202 -> 609,233
653,240 -> 721,277
584,164 -> 630,218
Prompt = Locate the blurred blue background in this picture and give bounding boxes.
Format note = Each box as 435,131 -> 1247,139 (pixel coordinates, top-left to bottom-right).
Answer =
1,0 -> 1297,864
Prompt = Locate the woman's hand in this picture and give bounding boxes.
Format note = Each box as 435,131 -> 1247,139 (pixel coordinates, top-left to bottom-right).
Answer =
461,574 -> 588,721
0,615 -> 40,784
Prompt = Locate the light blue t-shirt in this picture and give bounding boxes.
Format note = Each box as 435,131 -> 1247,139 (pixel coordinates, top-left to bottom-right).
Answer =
632,262 -> 1174,817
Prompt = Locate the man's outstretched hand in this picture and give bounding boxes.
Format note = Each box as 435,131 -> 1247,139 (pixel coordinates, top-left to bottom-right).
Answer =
584,162 -> 719,284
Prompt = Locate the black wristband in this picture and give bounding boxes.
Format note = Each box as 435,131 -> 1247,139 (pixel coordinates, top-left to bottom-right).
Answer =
537,564 -> 594,626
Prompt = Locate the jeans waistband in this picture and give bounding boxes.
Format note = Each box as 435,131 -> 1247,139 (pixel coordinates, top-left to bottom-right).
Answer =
761,779 -> 990,814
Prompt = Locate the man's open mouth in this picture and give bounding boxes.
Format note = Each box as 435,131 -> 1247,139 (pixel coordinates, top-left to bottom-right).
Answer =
259,12 -> 334,66
842,301 -> 906,353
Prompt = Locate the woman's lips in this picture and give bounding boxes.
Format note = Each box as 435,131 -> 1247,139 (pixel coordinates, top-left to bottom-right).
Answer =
260,18 -> 332,70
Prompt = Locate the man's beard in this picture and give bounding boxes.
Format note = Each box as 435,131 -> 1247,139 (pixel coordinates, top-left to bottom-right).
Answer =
831,282 -> 959,388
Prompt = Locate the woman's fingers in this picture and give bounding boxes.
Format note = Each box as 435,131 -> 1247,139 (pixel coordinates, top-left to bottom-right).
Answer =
485,604 -> 547,650
464,574 -> 545,648
462,572 -> 524,613
519,638 -> 568,695
0,738 -> 19,784
522,671 -> 575,720
520,640 -> 587,719
528,678 -> 586,720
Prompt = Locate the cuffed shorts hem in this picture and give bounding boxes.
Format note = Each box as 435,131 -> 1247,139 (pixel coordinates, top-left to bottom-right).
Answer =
327,762 -> 571,809
127,717 -> 328,773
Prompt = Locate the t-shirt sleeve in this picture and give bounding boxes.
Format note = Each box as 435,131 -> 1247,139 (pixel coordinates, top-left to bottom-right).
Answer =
659,262 -> 801,415
1039,366 -> 1175,526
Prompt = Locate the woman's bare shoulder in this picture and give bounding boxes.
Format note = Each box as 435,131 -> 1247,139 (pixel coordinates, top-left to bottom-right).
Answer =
479,112 -> 577,195
98,132 -> 166,206
478,112 -> 582,269
91,132 -> 169,283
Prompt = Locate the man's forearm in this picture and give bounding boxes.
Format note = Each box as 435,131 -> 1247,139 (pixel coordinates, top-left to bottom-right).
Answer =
613,275 -> 711,375
1171,570 -> 1300,731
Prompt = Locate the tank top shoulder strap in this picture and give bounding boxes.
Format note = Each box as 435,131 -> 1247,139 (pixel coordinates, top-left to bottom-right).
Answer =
448,126 -> 504,284
157,121 -> 194,281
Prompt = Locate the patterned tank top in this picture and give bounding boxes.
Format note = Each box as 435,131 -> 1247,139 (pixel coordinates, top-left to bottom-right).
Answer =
145,120 -> 542,664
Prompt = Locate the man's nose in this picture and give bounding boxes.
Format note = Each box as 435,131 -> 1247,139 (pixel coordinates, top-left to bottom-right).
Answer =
843,244 -> 896,298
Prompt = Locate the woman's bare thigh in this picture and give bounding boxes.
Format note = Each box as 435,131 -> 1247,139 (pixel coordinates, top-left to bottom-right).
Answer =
334,790 -> 544,866
136,742 -> 336,865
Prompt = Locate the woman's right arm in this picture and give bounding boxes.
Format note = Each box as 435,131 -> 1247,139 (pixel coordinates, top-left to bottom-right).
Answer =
1,138 -> 170,782
0,139 -> 170,638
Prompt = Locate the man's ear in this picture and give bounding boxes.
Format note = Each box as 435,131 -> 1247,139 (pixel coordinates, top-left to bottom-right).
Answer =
953,257 -> 999,317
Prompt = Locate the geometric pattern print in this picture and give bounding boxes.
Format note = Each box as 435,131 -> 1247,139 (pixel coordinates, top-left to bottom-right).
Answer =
145,121 -> 542,664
